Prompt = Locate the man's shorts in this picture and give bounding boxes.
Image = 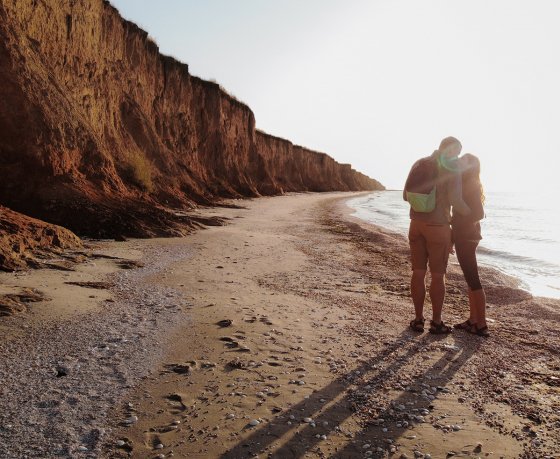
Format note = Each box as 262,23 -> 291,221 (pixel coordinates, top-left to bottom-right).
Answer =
408,219 -> 451,274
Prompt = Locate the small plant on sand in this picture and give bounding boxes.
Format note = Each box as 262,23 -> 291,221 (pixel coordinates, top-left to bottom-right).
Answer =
123,153 -> 154,193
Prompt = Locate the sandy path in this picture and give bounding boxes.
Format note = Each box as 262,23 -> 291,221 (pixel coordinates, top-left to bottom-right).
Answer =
1,192 -> 558,459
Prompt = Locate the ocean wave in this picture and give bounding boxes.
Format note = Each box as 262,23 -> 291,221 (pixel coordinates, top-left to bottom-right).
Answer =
517,235 -> 558,244
477,246 -> 559,269
372,209 -> 399,218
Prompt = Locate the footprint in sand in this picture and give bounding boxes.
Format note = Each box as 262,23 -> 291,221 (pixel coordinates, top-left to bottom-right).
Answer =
165,392 -> 189,413
143,432 -> 166,452
164,361 -> 198,375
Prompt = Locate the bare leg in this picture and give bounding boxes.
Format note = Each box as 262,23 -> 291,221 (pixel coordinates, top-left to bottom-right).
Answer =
429,272 -> 445,324
468,289 -> 476,323
411,269 -> 427,321
471,288 -> 487,327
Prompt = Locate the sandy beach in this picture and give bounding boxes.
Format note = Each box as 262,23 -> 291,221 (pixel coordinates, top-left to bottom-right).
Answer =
1,192 -> 558,459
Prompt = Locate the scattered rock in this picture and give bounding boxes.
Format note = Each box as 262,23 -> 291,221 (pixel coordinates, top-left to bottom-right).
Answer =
65,281 -> 113,289
124,416 -> 138,425
116,260 -> 145,269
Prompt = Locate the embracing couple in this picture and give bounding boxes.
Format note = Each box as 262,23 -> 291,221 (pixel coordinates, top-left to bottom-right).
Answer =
403,136 -> 488,337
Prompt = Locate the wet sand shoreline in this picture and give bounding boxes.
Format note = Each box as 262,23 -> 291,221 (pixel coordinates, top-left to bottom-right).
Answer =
1,192 -> 558,458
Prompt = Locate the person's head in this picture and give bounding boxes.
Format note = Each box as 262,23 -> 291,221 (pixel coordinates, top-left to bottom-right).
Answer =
460,153 -> 481,177
438,136 -> 462,159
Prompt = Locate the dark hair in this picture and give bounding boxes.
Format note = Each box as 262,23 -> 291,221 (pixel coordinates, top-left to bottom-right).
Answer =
462,153 -> 485,204
439,136 -> 461,152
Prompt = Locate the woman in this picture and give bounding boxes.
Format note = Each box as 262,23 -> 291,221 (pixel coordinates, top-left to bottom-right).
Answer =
452,154 -> 489,337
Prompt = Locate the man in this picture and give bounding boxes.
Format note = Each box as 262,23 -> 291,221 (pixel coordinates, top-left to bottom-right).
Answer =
403,136 -> 470,334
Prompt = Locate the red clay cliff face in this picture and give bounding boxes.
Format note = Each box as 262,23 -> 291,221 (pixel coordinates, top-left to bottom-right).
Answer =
0,0 -> 383,267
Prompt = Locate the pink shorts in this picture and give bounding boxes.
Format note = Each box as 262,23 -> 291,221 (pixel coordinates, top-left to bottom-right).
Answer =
408,219 -> 451,274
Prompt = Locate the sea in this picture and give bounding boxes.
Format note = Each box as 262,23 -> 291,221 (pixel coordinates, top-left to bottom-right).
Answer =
348,190 -> 560,299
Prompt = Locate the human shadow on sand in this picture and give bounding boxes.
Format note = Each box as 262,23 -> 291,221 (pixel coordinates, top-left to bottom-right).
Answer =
221,329 -> 481,458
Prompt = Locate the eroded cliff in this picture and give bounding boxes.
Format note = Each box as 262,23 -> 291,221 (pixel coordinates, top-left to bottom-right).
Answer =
0,0 -> 383,269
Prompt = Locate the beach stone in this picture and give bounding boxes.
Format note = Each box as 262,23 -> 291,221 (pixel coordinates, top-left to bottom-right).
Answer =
249,419 -> 260,426
124,415 -> 138,424
155,443 -> 164,449
303,417 -> 313,423
78,446 -> 88,452
116,440 -> 125,447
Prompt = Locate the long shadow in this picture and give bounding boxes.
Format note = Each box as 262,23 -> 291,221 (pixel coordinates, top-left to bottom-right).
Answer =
330,335 -> 481,458
221,330 -> 477,458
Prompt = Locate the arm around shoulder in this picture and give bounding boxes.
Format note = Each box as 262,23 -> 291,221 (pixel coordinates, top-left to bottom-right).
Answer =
448,172 -> 471,216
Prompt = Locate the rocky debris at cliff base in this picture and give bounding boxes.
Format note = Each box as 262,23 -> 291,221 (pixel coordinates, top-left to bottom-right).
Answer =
0,288 -> 50,316
0,206 -> 81,272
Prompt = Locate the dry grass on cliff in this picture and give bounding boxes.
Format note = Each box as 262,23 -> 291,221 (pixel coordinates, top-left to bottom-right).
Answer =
123,153 -> 154,193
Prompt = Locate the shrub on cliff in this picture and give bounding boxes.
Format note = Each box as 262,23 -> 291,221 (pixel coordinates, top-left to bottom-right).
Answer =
123,153 -> 154,193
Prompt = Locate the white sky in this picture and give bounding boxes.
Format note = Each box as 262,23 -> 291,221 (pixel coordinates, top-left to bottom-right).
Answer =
110,0 -> 560,192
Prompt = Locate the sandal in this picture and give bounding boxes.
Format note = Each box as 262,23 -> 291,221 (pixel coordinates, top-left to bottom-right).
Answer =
409,318 -> 425,332
453,319 -> 474,330
469,324 -> 490,338
429,320 -> 452,334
